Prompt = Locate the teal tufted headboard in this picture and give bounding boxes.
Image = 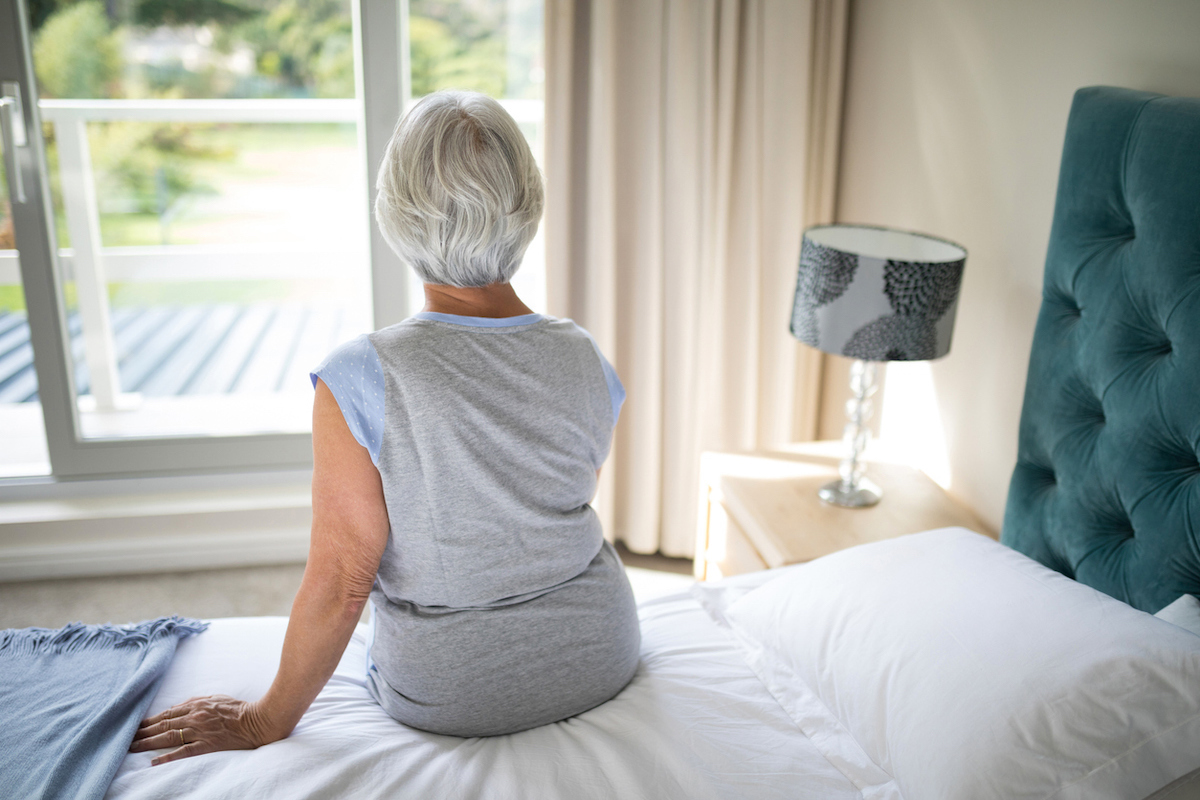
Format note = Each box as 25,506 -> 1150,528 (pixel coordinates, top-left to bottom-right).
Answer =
1001,86 -> 1200,614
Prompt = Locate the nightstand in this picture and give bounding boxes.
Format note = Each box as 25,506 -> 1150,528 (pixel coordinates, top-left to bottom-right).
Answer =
694,442 -> 993,580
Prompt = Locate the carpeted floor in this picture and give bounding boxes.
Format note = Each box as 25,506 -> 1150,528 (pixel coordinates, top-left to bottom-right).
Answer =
0,544 -> 695,629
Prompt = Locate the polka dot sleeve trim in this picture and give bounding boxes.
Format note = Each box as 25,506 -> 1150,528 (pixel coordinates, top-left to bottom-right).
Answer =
310,335 -> 385,465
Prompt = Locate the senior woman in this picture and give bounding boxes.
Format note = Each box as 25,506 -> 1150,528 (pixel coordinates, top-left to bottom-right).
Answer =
129,91 -> 639,762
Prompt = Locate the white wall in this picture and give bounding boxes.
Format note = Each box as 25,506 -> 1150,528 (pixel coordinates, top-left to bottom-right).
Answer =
830,0 -> 1200,531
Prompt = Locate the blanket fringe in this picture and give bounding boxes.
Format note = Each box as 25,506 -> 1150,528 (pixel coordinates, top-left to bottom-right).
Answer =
0,616 -> 209,657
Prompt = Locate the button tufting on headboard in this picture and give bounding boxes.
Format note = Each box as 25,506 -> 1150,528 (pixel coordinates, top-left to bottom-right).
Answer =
1002,87 -> 1200,613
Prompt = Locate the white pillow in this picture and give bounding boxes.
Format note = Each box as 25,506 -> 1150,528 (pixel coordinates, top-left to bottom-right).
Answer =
697,528 -> 1200,800
1155,595 -> 1200,638
690,565 -> 784,628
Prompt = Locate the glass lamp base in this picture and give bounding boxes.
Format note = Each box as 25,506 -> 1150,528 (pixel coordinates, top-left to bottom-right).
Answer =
818,476 -> 882,508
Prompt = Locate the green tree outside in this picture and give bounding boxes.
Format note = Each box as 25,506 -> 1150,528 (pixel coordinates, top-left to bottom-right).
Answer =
17,0 -> 536,250
31,2 -> 123,99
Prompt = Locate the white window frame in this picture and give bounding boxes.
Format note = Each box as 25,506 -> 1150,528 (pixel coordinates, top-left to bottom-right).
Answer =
0,0 -> 410,480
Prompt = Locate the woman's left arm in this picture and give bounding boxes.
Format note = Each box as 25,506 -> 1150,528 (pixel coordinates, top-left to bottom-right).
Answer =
130,379 -> 390,765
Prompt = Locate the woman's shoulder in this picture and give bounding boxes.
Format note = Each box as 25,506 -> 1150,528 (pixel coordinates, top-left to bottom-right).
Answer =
311,334 -> 379,384
309,334 -> 385,464
358,314 -> 601,364
534,316 -> 600,344
536,319 -> 625,427
367,313 -> 591,345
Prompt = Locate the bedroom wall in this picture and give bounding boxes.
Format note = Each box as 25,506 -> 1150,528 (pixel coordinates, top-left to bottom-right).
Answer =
823,0 -> 1200,532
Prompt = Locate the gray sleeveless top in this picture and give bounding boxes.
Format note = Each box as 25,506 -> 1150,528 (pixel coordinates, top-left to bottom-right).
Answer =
313,312 -> 638,736
374,313 -> 619,607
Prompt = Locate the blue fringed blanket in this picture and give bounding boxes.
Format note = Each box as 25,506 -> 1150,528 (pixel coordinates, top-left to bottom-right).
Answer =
0,617 -> 208,800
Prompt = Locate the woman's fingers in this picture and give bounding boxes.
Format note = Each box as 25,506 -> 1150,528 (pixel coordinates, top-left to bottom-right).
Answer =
129,727 -> 192,753
139,700 -> 196,727
131,713 -> 188,750
133,717 -> 185,740
151,741 -> 211,767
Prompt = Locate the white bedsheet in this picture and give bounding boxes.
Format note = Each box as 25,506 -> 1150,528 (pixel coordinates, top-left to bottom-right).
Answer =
106,591 -> 857,800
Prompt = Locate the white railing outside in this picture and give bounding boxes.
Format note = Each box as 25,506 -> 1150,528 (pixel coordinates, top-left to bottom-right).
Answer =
39,98 -> 360,123
0,245 -> 369,284
8,97 -> 542,411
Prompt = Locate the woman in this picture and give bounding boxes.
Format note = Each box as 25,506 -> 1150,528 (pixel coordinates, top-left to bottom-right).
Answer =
129,91 -> 640,762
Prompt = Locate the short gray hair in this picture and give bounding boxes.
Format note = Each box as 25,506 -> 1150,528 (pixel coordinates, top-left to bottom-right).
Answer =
374,91 -> 544,287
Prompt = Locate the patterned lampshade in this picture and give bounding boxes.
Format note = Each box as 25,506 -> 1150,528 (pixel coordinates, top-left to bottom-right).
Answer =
790,224 -> 967,361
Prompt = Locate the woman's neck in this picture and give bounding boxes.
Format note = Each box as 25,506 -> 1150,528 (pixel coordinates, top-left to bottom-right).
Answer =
421,282 -> 535,319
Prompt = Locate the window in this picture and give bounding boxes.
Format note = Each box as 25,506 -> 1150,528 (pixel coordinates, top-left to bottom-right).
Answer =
0,137 -> 51,476
0,0 -> 544,479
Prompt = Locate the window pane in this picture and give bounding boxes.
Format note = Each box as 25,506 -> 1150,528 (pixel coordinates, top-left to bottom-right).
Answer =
28,0 -> 355,101
0,135 -> 52,476
409,0 -> 542,99
28,0 -> 371,441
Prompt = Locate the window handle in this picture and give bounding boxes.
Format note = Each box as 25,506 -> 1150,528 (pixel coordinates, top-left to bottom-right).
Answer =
0,81 -> 27,204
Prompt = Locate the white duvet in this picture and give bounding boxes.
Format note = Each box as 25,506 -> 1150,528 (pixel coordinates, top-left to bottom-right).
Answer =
106,591 -> 855,800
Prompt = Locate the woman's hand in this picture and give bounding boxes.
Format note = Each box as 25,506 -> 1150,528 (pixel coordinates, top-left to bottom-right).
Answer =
129,695 -> 279,766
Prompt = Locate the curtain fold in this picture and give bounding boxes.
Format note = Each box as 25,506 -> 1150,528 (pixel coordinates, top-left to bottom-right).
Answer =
546,0 -> 848,556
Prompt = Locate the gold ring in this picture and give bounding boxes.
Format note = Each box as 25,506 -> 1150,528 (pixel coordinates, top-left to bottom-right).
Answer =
177,727 -> 184,746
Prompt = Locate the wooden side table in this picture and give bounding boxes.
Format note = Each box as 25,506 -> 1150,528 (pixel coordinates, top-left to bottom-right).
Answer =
695,442 -> 993,581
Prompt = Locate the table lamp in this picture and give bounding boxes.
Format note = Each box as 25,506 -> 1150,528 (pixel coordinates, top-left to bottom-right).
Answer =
790,224 -> 966,508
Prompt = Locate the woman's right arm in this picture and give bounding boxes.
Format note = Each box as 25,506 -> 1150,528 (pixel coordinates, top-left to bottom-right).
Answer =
131,380 -> 390,764
251,378 -> 391,735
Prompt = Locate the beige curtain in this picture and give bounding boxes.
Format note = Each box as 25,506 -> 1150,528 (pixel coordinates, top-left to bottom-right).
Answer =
545,0 -> 848,557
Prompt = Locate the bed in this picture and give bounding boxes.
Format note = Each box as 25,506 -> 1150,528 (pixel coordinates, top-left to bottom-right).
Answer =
106,580 -> 859,800
104,86 -> 1200,800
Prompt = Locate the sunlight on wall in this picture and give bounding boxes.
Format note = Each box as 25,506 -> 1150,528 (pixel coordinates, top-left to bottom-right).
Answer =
878,360 -> 952,489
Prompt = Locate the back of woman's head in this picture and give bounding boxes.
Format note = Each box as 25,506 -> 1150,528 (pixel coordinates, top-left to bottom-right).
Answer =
374,90 -> 544,287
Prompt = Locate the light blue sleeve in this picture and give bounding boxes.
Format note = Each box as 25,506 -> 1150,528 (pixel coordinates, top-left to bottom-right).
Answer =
578,329 -> 626,427
310,335 -> 385,465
